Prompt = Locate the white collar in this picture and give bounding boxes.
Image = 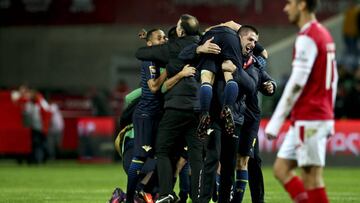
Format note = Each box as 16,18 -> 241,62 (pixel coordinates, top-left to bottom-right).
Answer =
300,20 -> 316,32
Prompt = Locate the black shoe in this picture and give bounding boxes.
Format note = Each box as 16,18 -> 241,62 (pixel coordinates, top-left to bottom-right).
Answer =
134,189 -> 154,203
220,106 -> 235,135
155,194 -> 178,203
178,191 -> 188,203
197,112 -> 211,140
212,191 -> 219,202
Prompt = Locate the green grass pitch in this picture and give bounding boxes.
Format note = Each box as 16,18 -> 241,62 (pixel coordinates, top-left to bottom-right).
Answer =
0,161 -> 359,203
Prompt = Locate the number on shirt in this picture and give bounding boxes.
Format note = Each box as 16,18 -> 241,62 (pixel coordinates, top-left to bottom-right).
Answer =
326,43 -> 336,90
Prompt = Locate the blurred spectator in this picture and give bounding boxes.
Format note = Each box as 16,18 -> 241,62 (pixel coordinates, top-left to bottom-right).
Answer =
47,102 -> 64,160
335,65 -> 354,118
111,79 -> 130,117
88,87 -> 113,116
342,0 -> 360,70
113,79 -> 129,99
13,85 -> 52,164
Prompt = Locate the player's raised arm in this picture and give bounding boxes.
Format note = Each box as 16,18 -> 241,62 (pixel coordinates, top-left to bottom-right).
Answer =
205,20 -> 242,32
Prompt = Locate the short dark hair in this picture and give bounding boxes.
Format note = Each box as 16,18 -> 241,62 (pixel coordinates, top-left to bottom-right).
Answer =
167,26 -> 178,41
306,0 -> 319,12
299,0 -> 319,12
237,25 -> 259,37
146,28 -> 161,42
180,14 -> 200,36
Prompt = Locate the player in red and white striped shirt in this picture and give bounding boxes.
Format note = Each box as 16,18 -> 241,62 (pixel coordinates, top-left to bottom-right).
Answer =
265,0 -> 338,202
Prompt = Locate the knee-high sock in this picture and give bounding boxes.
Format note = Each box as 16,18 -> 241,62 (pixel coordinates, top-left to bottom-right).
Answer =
199,83 -> 213,113
215,172 -> 220,196
248,157 -> 265,203
212,172 -> 220,202
223,80 -> 238,106
284,176 -> 308,203
126,157 -> 144,203
307,187 -> 329,203
233,170 -> 248,203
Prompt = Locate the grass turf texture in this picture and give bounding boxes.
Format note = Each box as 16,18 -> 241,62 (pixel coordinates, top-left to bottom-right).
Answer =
0,161 -> 359,203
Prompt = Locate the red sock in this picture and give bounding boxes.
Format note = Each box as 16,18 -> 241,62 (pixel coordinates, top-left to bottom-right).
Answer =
284,176 -> 308,203
307,187 -> 329,203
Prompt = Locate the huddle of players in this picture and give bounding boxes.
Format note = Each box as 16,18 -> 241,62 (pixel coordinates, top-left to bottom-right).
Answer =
111,14 -> 277,203
111,0 -> 337,203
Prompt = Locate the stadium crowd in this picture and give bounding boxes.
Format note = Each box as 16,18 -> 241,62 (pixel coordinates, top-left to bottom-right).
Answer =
335,0 -> 360,118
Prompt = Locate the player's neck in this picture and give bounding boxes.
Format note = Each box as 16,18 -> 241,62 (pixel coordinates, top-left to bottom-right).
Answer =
298,12 -> 316,29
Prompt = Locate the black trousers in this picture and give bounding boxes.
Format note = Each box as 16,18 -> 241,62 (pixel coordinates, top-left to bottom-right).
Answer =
29,129 -> 48,164
155,109 -> 204,202
248,138 -> 265,203
199,122 -> 240,203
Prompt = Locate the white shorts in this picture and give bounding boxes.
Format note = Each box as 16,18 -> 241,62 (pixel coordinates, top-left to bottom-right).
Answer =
277,120 -> 334,167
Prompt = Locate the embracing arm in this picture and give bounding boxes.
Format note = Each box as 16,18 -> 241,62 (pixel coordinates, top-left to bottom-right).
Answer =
178,37 -> 221,61
233,63 -> 257,95
205,21 -> 241,32
135,43 -> 170,64
148,71 -> 168,93
161,65 -> 196,93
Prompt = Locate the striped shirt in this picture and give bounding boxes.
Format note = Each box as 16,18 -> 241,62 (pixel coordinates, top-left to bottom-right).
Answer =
136,61 -> 163,115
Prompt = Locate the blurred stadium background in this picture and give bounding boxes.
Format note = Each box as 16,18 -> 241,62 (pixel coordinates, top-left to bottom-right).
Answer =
0,0 -> 359,202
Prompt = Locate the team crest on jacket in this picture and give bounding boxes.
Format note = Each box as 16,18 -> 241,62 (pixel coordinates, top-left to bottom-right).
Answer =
142,145 -> 152,152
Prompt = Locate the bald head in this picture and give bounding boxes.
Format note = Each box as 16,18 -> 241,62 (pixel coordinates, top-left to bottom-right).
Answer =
176,14 -> 200,37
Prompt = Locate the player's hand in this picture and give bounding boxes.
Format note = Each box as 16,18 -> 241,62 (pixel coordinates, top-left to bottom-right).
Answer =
263,81 -> 274,94
180,64 -> 196,77
196,37 -> 221,54
138,29 -> 147,39
222,60 -> 236,73
266,133 -> 277,140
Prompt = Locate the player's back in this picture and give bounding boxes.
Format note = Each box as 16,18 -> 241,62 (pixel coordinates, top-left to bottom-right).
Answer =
291,21 -> 337,121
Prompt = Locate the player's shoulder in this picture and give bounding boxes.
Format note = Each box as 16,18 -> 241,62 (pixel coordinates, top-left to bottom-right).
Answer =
299,21 -> 333,43
141,61 -> 155,68
309,21 -> 331,35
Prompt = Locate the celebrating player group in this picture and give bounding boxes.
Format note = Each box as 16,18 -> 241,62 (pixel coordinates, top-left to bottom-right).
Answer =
110,0 -> 337,203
